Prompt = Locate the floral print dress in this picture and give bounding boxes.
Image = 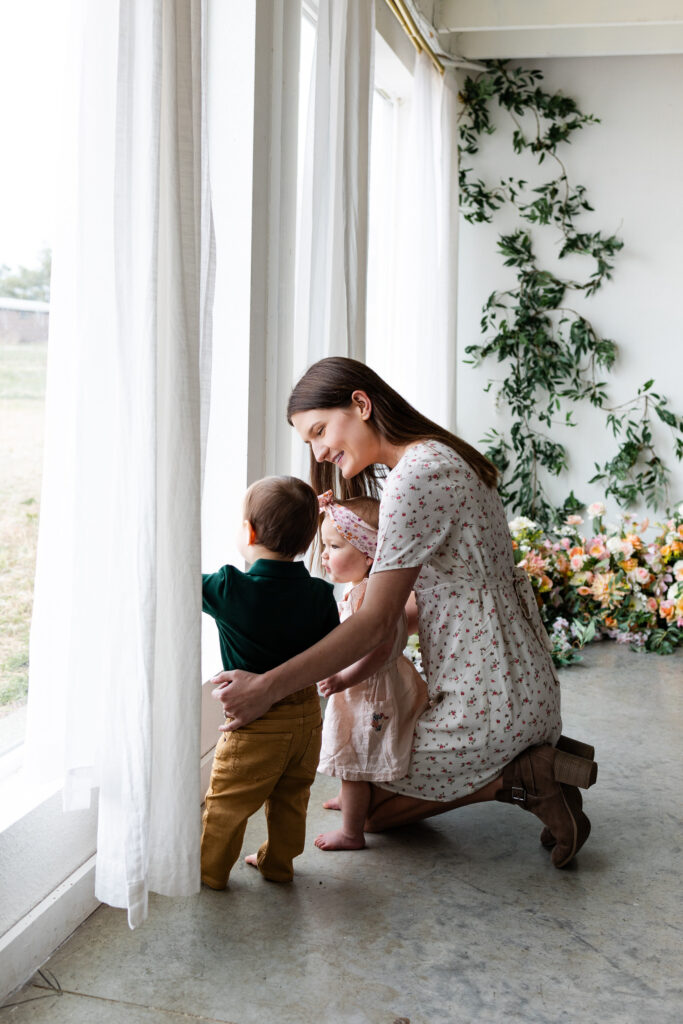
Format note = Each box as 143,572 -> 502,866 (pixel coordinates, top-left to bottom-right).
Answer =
371,440 -> 562,802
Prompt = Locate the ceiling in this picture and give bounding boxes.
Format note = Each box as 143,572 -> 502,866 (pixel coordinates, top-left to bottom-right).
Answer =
406,0 -> 683,61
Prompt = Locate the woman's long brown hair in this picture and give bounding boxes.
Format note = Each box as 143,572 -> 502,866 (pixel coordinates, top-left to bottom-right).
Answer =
287,356 -> 498,498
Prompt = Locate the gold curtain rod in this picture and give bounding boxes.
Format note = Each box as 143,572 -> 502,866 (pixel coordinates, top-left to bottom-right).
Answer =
383,0 -> 445,76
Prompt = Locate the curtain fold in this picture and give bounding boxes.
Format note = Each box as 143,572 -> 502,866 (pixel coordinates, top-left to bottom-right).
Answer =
294,0 -> 375,370
366,52 -> 459,431
24,0 -> 214,928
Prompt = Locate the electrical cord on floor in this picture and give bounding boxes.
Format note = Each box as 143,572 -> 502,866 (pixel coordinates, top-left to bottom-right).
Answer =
0,967 -> 62,1009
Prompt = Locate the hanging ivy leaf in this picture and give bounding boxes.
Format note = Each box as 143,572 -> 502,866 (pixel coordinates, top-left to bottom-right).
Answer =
458,59 -> 683,524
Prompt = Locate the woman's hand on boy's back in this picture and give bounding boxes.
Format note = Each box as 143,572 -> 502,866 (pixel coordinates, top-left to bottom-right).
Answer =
211,670 -> 271,732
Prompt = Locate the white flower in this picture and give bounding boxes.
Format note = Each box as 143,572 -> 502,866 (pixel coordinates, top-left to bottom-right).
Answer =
508,516 -> 537,533
666,531 -> 678,545
673,560 -> 683,582
667,581 -> 683,602
587,502 -> 606,518
634,567 -> 650,586
606,536 -> 623,554
676,501 -> 683,516
620,539 -> 634,559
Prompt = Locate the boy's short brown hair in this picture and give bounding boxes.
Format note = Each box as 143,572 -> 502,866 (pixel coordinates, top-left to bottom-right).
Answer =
244,476 -> 319,558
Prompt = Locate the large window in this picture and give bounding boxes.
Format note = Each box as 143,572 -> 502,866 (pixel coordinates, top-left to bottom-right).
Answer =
0,1 -> 65,762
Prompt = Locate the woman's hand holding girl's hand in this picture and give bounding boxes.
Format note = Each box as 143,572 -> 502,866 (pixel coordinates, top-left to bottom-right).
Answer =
210,669 -> 273,732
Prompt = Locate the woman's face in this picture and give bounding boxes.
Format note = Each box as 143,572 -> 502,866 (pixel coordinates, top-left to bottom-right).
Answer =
290,394 -> 375,479
320,517 -> 371,585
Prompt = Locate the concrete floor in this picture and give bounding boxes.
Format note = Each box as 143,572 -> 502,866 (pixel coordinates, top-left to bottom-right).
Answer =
2,643 -> 681,1024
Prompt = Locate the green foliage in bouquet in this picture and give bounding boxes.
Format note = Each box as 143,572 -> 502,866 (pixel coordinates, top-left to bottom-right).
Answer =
458,62 -> 683,527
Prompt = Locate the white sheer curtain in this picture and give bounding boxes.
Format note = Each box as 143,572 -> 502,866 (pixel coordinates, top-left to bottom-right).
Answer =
367,52 -> 459,431
24,0 -> 214,928
293,0 -> 375,372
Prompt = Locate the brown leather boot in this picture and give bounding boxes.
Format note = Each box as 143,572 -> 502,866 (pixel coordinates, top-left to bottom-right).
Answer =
496,744 -> 591,868
540,736 -> 596,850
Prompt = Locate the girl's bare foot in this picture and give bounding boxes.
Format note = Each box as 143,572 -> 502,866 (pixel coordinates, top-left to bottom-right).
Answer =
314,829 -> 365,851
322,793 -> 342,811
244,853 -> 258,868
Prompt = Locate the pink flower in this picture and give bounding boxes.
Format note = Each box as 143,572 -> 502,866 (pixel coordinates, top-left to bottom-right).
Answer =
560,538 -> 571,550
620,539 -> 634,559
587,502 -> 606,518
634,567 -> 651,586
570,554 -> 585,571
565,515 -> 584,526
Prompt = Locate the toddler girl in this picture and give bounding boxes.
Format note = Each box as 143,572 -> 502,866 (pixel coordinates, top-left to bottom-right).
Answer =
315,491 -> 428,851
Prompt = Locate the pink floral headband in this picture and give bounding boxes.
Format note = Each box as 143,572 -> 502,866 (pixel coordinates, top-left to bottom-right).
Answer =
318,490 -> 378,560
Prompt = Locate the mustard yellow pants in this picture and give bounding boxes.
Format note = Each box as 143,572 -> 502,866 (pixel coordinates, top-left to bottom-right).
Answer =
201,689 -> 322,887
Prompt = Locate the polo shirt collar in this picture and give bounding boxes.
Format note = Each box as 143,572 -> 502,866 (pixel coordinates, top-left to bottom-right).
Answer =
247,558 -> 309,579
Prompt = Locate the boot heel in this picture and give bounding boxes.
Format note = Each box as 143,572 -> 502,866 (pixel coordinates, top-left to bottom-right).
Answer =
556,735 -> 595,761
553,750 -> 598,789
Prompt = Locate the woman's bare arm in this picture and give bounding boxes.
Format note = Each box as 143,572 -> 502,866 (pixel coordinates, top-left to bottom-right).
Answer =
319,589 -> 418,695
318,637 -> 394,696
213,565 -> 420,729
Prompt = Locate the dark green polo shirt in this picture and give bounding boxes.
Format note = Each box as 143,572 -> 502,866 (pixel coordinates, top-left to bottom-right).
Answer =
202,558 -> 339,674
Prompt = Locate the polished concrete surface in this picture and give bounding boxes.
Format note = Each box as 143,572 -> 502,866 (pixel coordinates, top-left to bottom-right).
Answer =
2,643 -> 681,1024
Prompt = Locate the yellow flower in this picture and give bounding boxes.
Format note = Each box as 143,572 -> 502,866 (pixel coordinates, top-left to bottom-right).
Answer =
620,558 -> 638,572
660,545 -> 672,559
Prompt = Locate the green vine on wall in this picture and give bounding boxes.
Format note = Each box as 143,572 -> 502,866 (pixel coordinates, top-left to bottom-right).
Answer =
458,61 -> 683,526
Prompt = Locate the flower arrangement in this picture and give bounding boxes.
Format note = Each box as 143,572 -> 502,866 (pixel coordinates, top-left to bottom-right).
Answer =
509,502 -> 683,665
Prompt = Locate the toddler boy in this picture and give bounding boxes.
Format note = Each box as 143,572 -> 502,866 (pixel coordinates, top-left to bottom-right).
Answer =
201,475 -> 338,887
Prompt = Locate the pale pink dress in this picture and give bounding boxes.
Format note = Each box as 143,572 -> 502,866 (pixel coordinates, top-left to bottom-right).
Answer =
318,578 -> 429,782
371,440 -> 562,802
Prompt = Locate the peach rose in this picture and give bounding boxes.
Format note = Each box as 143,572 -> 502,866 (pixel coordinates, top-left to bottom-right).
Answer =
659,601 -> 675,621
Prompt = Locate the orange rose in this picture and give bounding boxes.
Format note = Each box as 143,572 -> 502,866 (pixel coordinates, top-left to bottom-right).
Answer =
569,546 -> 584,558
660,601 -> 675,621
620,558 -> 638,572
626,533 -> 642,550
604,616 -> 617,628
660,545 -> 672,559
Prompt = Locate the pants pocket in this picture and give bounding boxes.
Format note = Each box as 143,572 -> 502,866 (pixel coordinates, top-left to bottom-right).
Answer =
213,729 -> 293,781
298,723 -> 323,776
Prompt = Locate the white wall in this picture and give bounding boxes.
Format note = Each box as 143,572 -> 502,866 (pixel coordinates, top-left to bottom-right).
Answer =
456,55 -> 683,523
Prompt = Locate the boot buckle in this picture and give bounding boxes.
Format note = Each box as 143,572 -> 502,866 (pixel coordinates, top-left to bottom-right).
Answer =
511,786 -> 526,803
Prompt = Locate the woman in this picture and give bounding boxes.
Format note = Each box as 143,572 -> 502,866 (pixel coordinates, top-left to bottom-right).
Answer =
214,357 -> 596,867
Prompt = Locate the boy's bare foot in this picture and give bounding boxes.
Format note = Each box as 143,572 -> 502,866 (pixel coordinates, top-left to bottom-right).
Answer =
314,829 -> 365,851
322,794 -> 342,811
244,853 -> 258,868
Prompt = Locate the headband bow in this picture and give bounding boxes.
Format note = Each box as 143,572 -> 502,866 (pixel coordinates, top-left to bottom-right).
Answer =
318,490 -> 378,560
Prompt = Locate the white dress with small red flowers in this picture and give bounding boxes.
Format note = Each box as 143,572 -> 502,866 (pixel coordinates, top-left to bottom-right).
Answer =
318,578 -> 429,782
371,440 -> 562,802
